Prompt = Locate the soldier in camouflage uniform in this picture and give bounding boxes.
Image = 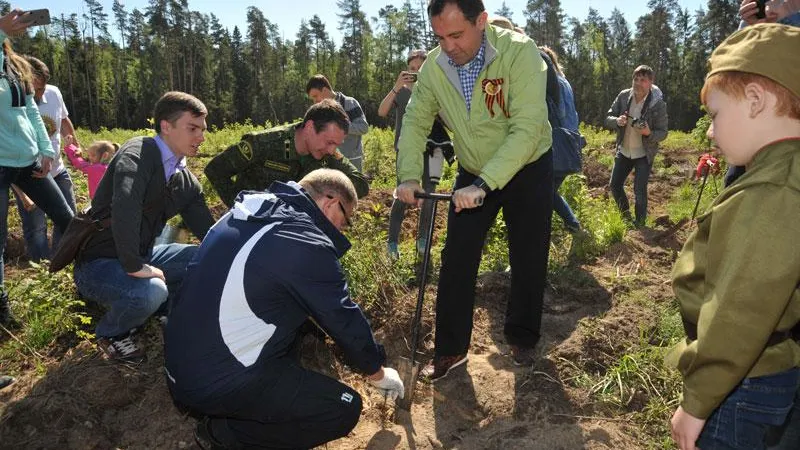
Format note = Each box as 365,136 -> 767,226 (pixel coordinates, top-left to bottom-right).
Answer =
205,99 -> 369,207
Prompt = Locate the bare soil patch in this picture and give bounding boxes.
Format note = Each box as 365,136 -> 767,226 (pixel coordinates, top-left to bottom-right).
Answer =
0,147 -> 701,449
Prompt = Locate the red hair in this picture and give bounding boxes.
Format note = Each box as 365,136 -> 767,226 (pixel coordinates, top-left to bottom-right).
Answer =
701,71 -> 800,120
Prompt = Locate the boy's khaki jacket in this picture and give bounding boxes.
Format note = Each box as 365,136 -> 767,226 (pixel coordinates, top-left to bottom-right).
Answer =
669,139 -> 800,419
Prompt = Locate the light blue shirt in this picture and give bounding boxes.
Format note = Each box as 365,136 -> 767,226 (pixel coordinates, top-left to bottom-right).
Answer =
0,30 -> 54,167
154,135 -> 186,182
448,36 -> 486,112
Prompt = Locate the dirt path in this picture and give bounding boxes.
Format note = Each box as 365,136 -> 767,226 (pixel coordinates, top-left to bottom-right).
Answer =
0,148 -> 700,449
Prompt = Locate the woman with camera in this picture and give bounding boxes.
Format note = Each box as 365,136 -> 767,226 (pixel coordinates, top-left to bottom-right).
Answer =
378,48 -> 453,260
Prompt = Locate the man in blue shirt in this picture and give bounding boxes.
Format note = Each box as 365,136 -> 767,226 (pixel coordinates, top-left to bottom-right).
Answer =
74,92 -> 214,363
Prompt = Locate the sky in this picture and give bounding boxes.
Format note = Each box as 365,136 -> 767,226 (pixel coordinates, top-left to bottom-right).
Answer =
14,0 -> 709,44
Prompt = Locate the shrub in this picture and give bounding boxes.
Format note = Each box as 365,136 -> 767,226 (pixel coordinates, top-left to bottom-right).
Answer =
691,111 -> 712,150
340,203 -> 410,311
581,122 -> 615,150
361,127 -> 397,189
1,263 -> 91,369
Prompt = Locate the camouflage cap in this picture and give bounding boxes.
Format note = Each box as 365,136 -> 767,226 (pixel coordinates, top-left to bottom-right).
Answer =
708,23 -> 800,98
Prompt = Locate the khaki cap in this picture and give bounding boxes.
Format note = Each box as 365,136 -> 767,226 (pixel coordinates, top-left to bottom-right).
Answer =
708,23 -> 800,98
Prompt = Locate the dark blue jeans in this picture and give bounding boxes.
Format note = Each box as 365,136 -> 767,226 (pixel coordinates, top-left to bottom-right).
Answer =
766,384 -> 800,450
14,169 -> 77,261
74,244 -> 198,338
0,164 -> 73,286
553,173 -> 580,231
609,153 -> 652,225
697,368 -> 800,450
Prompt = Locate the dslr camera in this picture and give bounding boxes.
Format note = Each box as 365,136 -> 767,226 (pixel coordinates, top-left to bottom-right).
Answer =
631,117 -> 647,129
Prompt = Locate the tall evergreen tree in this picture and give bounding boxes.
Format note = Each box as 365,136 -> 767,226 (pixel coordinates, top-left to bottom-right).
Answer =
525,0 -> 564,52
703,0 -> 739,49
494,1 -> 515,23
337,0 -> 372,98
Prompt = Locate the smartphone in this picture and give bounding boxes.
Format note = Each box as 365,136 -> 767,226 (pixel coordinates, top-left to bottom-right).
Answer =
408,73 -> 418,82
20,9 -> 51,27
755,0 -> 767,19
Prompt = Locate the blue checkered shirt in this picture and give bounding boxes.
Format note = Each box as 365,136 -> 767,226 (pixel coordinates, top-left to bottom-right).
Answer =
448,37 -> 486,112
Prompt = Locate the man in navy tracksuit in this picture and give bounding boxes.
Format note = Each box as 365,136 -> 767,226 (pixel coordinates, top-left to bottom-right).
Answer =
164,169 -> 404,449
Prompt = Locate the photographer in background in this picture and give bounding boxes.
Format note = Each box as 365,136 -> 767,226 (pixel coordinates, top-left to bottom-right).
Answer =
378,48 -> 453,260
604,65 -> 668,227
740,0 -> 800,27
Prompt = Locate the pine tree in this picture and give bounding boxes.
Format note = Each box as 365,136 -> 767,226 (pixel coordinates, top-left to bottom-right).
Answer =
494,1 -> 515,23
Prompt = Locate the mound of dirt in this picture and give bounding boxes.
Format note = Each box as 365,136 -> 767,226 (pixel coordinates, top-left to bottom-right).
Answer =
0,337 -> 195,450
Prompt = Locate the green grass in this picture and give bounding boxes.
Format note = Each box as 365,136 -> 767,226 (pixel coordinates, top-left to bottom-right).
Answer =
666,177 -> 722,223
0,263 -> 91,373
577,298 -> 683,449
361,127 -> 397,189
581,122 -> 616,150
478,212 -> 509,274
660,130 -> 695,151
559,174 -> 627,259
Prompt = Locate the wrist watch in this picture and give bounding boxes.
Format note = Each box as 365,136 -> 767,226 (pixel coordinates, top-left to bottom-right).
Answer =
472,177 -> 491,194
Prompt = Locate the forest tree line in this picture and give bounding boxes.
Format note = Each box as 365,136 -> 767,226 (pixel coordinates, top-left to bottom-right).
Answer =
1,0 -> 739,133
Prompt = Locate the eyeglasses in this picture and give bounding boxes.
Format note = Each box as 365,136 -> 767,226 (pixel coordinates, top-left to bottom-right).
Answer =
326,195 -> 352,228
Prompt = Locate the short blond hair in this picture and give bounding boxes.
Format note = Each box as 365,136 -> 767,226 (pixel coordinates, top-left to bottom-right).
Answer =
299,169 -> 357,208
87,140 -> 119,164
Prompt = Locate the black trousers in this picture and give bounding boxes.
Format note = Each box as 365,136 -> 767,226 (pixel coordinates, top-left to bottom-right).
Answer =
435,150 -> 554,356
171,358 -> 362,449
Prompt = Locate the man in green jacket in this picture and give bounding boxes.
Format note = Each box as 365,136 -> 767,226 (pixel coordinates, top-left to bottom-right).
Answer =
395,0 -> 553,380
205,99 -> 369,207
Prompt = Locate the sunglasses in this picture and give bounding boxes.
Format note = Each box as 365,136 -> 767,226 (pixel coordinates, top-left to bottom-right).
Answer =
326,195 -> 352,228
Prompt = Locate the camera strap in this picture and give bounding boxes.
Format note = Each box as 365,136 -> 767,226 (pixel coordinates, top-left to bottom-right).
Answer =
626,90 -> 653,122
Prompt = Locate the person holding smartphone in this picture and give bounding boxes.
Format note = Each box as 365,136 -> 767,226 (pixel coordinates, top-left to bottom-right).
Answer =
740,0 -> 800,26
378,48 -> 454,260
0,8 -> 74,390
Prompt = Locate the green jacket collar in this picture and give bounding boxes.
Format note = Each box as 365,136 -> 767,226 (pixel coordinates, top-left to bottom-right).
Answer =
749,137 -> 800,169
435,26 -> 499,102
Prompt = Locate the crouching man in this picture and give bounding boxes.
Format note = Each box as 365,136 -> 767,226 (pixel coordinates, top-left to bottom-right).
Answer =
164,169 -> 403,449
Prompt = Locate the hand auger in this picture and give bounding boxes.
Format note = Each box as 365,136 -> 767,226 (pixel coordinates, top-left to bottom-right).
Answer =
395,191 -> 482,412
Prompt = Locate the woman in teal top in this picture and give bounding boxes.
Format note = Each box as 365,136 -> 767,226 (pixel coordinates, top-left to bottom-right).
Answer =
0,11 -> 74,328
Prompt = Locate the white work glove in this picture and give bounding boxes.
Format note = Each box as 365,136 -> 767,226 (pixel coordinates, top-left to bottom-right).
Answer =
368,367 -> 405,401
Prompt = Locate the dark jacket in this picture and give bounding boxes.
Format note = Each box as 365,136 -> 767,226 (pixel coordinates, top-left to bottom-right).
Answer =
164,181 -> 385,399
204,122 -> 369,207
604,88 -> 669,164
79,136 -> 214,272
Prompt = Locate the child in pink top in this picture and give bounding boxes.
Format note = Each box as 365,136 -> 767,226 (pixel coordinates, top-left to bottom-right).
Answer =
63,138 -> 118,199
